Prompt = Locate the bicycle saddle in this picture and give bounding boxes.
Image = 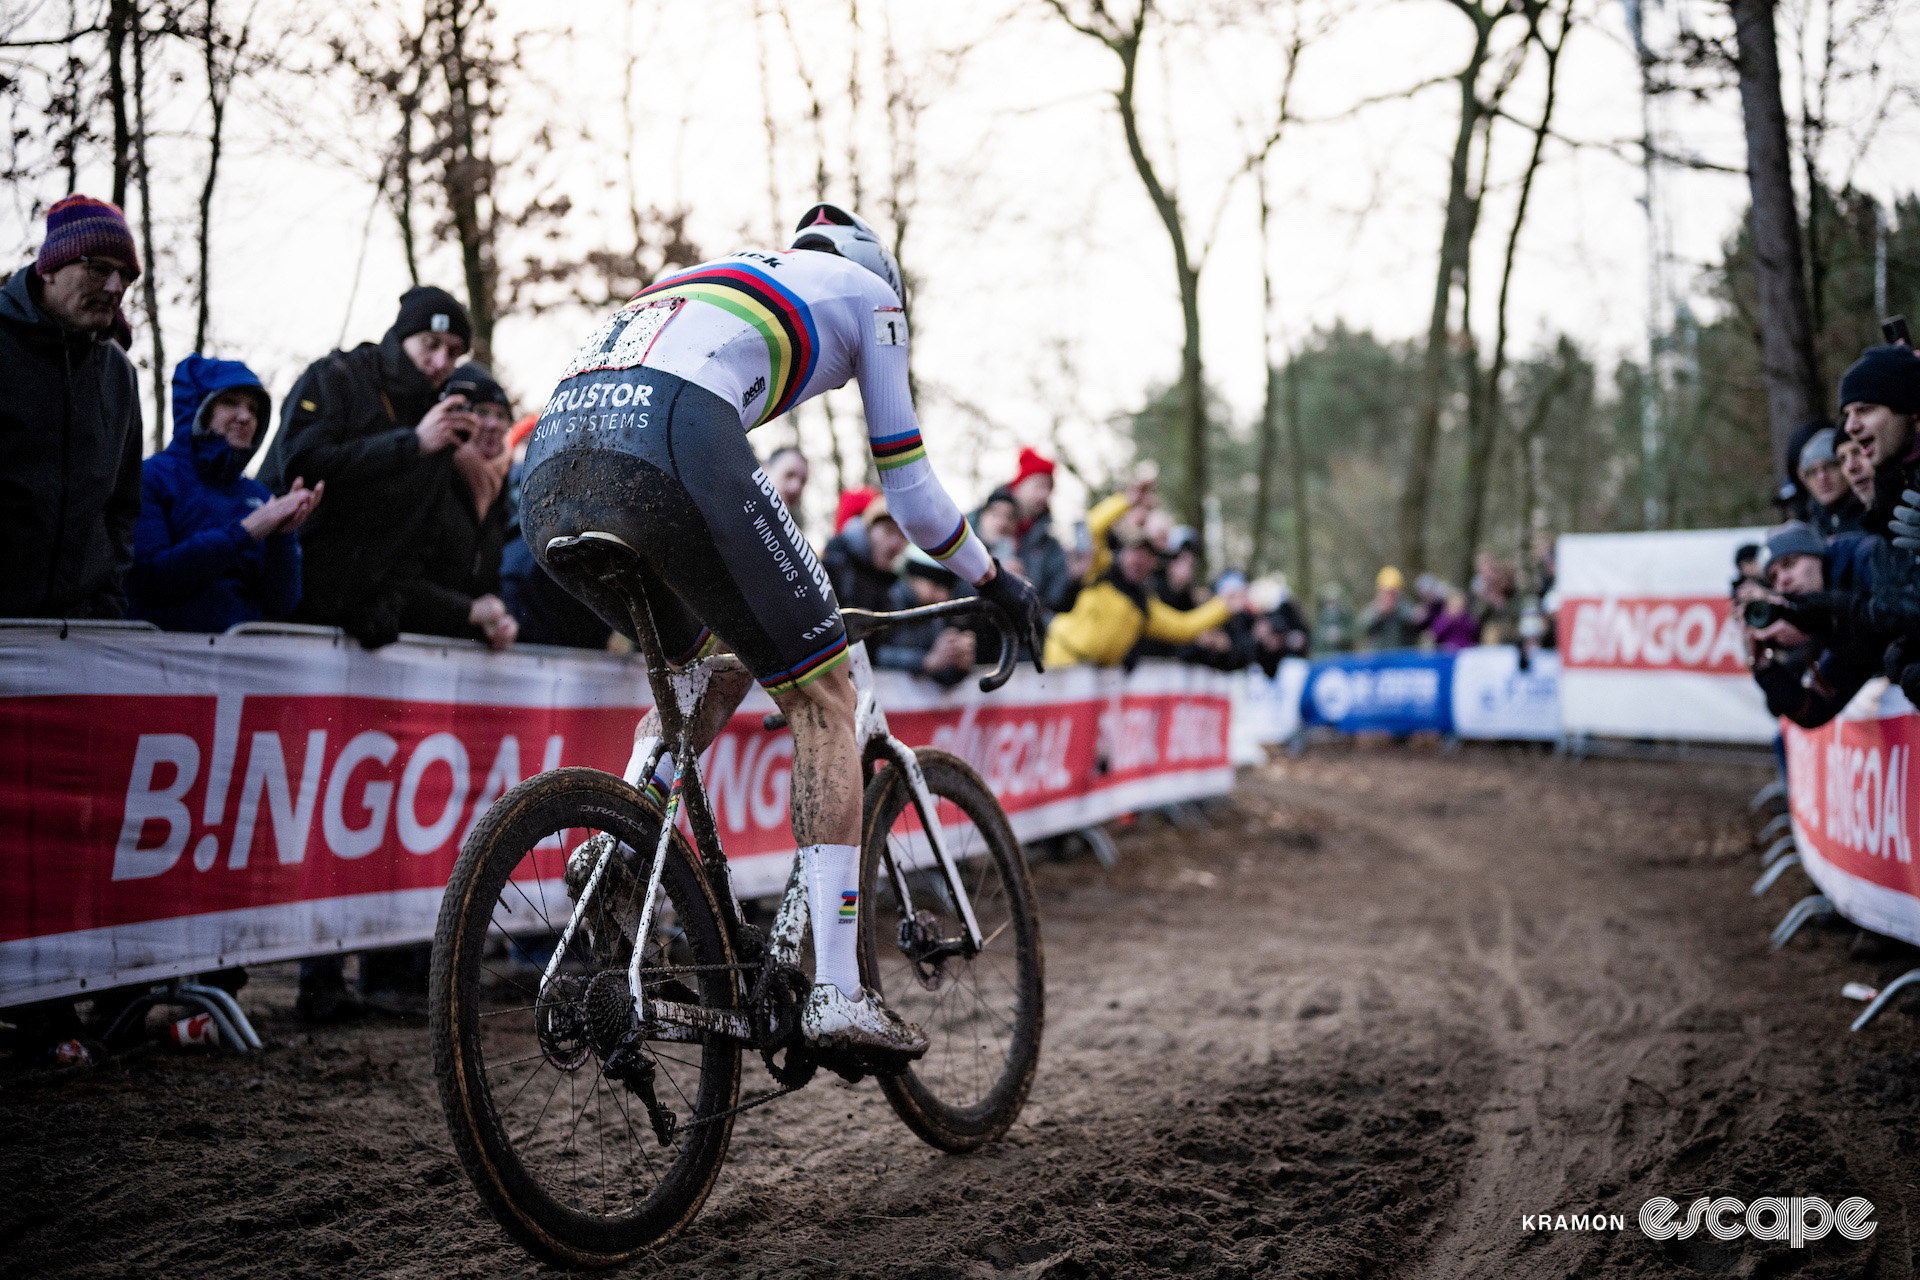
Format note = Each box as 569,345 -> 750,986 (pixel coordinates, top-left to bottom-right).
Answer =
546,531 -> 645,586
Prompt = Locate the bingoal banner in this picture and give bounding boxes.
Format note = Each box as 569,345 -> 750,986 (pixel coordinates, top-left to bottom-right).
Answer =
0,625 -> 1235,1006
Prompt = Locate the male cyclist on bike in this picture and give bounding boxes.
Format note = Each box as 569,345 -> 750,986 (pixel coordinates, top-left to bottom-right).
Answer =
520,204 -> 1045,1061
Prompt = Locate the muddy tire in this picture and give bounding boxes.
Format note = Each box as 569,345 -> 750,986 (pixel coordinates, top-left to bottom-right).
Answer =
859,749 -> 1044,1152
430,767 -> 741,1268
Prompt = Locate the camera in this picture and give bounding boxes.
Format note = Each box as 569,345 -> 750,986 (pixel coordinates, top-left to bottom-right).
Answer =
1744,599 -> 1786,629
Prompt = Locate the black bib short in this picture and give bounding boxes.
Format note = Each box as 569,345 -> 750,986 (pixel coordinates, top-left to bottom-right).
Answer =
518,367 -> 848,696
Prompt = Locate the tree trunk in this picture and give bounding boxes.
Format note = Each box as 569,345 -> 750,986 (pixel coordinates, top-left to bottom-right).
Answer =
1729,0 -> 1821,474
440,2 -> 494,365
1286,352 -> 1312,604
1400,11 -> 1493,578
1113,31 -> 1207,536
1458,2 -> 1564,588
194,0 -> 229,353
107,0 -> 133,208
131,11 -> 165,451
1250,362 -> 1280,575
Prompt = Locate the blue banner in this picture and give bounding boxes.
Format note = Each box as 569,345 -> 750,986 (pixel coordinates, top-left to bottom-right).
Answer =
1301,650 -> 1454,736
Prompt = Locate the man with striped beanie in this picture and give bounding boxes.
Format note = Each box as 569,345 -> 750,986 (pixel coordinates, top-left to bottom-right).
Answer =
0,194 -> 144,619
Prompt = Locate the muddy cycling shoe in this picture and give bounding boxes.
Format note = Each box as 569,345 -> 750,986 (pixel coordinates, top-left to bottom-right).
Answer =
802,985 -> 928,1060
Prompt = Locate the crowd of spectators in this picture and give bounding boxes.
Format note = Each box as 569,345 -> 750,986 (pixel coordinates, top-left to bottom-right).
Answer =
1741,337 -> 1920,733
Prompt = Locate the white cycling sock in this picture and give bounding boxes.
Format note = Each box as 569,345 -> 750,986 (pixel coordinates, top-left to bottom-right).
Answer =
802,843 -> 863,998
622,737 -> 673,803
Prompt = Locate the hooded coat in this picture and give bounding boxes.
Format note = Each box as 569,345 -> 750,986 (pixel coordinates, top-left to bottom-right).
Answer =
0,265 -> 143,618
256,329 -> 451,645
127,356 -> 299,632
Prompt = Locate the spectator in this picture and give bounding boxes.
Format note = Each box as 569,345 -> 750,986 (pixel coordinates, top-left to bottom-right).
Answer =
1251,573 -> 1312,671
128,355 -> 320,631
258,284 -> 474,649
0,195 -> 143,619
824,495 -> 906,611
1795,426 -> 1863,537
1472,552 -> 1521,643
872,552 -> 977,686
1357,566 -> 1421,650
1001,447 -> 1074,611
401,363 -> 517,649
834,485 -> 878,534
1426,587 -> 1481,652
1733,543 -> 1764,592
974,487 -> 1025,571
1834,435 -> 1874,511
764,445 -> 809,514
1838,343 -> 1920,533
1140,525 -> 1218,661
1314,583 -> 1353,653
1743,522 -> 1882,727
1043,522 -> 1242,667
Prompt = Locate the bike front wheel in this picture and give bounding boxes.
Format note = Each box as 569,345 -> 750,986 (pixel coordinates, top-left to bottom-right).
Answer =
859,748 -> 1044,1151
430,767 -> 742,1268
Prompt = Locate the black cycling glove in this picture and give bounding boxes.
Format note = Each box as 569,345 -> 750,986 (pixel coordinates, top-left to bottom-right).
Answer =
348,598 -> 403,650
1892,489 -> 1920,553
978,558 -> 1046,673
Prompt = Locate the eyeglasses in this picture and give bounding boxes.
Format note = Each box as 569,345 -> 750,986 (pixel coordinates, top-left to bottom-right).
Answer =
72,256 -> 136,287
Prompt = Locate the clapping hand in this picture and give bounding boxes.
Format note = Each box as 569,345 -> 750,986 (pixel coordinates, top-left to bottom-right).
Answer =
241,477 -> 325,540
1891,489 -> 1920,552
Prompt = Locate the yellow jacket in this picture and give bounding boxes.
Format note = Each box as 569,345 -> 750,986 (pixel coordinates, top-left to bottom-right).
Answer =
1043,577 -> 1231,668
1082,492 -> 1133,583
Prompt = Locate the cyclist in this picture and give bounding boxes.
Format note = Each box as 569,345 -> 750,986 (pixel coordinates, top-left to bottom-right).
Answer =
520,204 -> 1045,1060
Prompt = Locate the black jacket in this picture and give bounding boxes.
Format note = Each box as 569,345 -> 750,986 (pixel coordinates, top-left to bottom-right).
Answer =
258,332 -> 451,644
0,266 -> 143,618
401,463 -> 510,640
824,526 -> 898,612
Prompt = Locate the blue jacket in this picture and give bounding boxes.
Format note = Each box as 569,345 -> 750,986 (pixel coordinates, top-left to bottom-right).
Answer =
127,355 -> 300,632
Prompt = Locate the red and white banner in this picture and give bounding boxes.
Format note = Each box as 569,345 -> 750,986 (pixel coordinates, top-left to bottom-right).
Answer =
1783,684 -> 1920,947
0,625 -> 1235,1006
1556,528 -> 1775,743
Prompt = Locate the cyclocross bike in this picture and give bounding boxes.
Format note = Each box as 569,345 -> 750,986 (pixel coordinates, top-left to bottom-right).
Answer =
428,531 -> 1045,1268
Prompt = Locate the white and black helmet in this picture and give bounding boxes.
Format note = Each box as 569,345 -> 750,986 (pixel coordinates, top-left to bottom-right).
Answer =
791,203 -> 904,301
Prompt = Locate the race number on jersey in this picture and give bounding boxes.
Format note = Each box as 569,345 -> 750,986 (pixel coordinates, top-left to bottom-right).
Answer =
560,296 -> 685,379
873,306 -> 908,347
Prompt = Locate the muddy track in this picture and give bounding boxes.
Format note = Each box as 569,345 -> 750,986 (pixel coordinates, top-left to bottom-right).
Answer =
6,747 -> 1920,1278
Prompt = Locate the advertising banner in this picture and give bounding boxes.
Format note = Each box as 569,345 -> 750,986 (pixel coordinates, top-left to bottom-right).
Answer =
1301,650 -> 1453,736
1450,646 -> 1561,742
1782,683 -> 1920,948
0,626 -> 1236,1006
1238,657 -> 1311,746
1556,528 -> 1775,743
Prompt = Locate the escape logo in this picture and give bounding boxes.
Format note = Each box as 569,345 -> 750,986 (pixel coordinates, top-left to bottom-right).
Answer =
1521,1197 -> 1875,1247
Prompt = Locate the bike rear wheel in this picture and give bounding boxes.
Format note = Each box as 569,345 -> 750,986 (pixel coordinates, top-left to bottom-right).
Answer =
859,748 -> 1044,1151
430,767 -> 741,1268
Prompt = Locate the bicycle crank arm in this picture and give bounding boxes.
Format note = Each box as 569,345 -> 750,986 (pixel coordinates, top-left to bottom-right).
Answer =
643,998 -> 753,1042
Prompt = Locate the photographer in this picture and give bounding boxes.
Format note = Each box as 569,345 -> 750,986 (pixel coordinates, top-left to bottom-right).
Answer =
257,285 -> 473,650
1741,523 -> 1881,728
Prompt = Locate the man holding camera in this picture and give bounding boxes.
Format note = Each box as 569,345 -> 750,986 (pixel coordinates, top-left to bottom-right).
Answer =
1741,523 -> 1883,727
258,285 -> 475,649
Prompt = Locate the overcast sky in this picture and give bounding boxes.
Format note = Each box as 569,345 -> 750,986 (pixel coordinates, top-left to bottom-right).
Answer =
6,0 -> 1917,526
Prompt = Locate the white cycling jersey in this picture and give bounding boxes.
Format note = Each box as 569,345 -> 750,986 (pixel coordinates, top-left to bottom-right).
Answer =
556,248 -> 991,584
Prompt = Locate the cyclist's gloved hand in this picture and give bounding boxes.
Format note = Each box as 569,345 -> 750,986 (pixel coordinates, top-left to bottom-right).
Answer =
979,557 -> 1046,673
1892,488 -> 1920,552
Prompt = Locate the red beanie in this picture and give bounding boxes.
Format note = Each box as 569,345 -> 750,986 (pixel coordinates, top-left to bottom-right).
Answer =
835,486 -> 878,533
1011,446 -> 1055,488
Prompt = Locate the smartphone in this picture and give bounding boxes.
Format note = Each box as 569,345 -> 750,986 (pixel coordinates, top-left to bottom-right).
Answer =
1884,315 -> 1910,346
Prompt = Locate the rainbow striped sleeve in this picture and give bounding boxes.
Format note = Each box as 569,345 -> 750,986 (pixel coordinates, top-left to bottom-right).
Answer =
926,516 -> 972,562
869,428 -> 927,472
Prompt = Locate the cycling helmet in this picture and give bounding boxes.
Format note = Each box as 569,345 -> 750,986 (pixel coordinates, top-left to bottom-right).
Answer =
791,203 -> 904,300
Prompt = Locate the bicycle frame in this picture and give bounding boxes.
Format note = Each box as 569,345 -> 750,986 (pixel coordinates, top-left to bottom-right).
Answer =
538,535 -> 999,1042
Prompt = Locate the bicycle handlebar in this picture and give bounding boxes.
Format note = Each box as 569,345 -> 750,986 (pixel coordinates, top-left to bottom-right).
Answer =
760,599 -> 1025,731
839,598 -> 1023,694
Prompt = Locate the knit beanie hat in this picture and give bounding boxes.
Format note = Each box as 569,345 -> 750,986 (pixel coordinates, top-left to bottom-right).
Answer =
37,195 -> 140,280
1766,521 -> 1826,565
1798,427 -> 1838,469
1011,446 -> 1055,488
442,362 -> 509,409
388,285 -> 472,347
1838,344 -> 1920,415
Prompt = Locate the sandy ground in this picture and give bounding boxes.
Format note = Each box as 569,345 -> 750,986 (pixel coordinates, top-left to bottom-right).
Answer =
7,745 -> 1920,1279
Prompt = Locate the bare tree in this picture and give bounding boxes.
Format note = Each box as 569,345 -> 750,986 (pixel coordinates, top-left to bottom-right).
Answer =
1044,0 -> 1209,534
1457,0 -> 1571,588
1397,0 -> 1525,577
1729,0 -> 1822,473
129,0 -> 166,446
191,0 -> 255,351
